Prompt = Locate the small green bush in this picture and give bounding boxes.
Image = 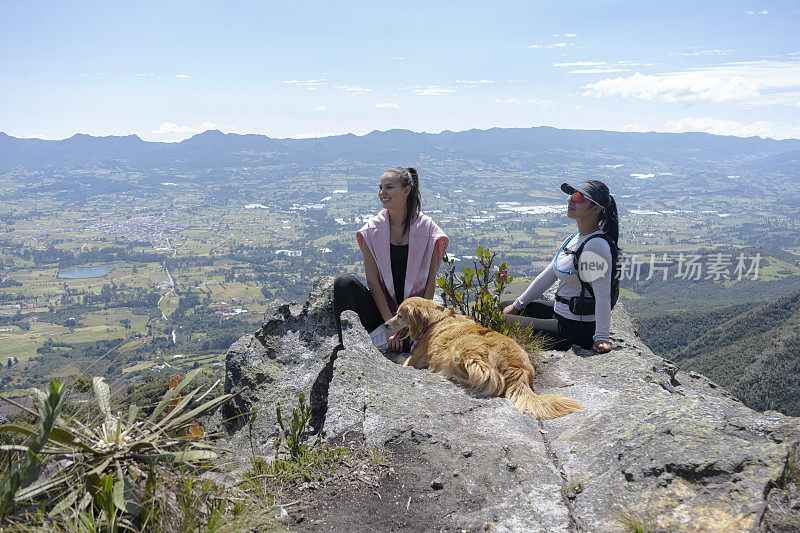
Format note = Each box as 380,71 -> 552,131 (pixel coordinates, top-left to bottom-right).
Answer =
437,246 -> 543,349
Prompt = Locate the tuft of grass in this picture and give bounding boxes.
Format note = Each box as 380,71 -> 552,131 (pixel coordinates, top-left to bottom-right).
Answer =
611,502 -> 657,533
365,444 -> 387,466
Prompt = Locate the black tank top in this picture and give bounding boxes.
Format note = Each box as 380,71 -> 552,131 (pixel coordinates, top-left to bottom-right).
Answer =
390,243 -> 409,305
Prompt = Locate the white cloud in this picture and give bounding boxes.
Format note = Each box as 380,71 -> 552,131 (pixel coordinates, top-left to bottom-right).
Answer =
494,98 -> 520,105
313,105 -> 327,111
413,86 -> 457,96
745,9 -> 768,15
678,49 -> 733,56
375,103 -> 399,108
282,79 -> 328,88
663,117 -> 781,137
175,74 -> 191,78
553,33 -> 578,38
553,61 -> 607,67
18,133 -> 52,140
152,121 -> 218,135
752,92 -> 800,107
529,42 -> 574,49
334,84 -> 371,94
583,60 -> 800,104
584,72 -> 758,102
617,123 -> 652,133
569,68 -> 631,74
619,118 -> 800,139
455,79 -> 494,85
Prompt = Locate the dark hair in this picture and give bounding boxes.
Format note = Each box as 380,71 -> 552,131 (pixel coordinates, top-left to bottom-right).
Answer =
384,166 -> 421,236
585,180 -> 619,248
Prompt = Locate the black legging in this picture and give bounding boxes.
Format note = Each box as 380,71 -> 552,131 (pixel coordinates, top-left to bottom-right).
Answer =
502,299 -> 595,350
333,274 -> 411,351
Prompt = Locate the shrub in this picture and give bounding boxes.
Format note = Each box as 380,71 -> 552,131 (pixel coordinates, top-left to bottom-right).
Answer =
437,246 -> 543,349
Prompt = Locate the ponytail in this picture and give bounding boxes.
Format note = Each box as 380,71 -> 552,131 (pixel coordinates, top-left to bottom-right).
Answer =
404,167 -> 421,236
600,194 -> 619,250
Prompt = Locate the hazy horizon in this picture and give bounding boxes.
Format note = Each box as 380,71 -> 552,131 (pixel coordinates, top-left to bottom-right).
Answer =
4,123 -> 800,144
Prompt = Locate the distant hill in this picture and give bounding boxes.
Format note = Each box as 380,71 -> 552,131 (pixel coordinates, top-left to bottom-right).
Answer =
2,127 -> 800,174
640,290 -> 800,416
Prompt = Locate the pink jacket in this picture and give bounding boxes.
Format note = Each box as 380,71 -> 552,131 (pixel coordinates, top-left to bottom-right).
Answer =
357,210 -> 449,312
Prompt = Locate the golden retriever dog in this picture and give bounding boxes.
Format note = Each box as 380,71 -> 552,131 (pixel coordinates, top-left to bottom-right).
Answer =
384,297 -> 583,420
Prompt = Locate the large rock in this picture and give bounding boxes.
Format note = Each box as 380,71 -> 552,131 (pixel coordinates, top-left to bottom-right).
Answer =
223,278 -> 800,531
221,277 -> 340,453
535,311 -> 800,532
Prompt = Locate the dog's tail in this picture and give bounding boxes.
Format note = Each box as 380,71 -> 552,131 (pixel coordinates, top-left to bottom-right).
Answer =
504,366 -> 583,420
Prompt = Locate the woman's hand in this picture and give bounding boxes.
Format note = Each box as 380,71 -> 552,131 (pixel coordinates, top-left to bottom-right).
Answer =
503,304 -> 520,315
593,340 -> 613,353
387,335 -> 404,352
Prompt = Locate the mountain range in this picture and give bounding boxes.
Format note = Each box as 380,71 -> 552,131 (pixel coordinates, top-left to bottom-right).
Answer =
2,127 -> 800,174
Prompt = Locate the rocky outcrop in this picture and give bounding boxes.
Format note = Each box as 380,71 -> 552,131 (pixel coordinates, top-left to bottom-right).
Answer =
221,277 -> 340,451
223,278 -> 800,532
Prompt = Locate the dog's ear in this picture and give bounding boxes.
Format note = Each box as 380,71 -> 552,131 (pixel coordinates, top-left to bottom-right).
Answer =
405,303 -> 429,334
432,302 -> 452,320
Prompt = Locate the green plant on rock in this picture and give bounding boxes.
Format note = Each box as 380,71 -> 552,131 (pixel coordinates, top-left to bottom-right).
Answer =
247,393 -> 348,484
274,393 -> 312,462
0,368 -> 233,526
437,246 -> 542,348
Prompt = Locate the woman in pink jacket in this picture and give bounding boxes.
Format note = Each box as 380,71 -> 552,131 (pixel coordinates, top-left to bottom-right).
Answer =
334,167 -> 448,351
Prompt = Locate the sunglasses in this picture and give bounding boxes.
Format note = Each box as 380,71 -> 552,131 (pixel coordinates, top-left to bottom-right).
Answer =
568,191 -> 590,203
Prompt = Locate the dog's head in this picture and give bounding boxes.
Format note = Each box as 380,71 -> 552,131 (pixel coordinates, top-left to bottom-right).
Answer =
384,297 -> 452,342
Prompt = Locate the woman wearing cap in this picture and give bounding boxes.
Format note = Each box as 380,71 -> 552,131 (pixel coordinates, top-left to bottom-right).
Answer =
333,167 -> 448,352
503,180 -> 619,353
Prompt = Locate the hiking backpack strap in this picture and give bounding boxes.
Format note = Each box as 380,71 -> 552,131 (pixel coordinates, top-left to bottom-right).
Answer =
572,233 -> 616,302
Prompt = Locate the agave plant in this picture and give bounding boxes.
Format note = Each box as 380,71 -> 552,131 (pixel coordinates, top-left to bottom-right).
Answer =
0,368 -> 233,523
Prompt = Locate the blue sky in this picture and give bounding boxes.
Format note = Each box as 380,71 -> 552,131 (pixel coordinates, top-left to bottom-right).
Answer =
2,0 -> 799,141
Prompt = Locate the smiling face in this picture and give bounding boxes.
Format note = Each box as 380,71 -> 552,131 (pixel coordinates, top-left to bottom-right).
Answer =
379,173 -> 410,212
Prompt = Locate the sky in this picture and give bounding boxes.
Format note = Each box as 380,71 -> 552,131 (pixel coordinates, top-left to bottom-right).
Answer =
2,0 -> 799,142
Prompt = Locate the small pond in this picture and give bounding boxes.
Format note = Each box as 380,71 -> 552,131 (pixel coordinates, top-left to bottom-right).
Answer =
57,265 -> 117,279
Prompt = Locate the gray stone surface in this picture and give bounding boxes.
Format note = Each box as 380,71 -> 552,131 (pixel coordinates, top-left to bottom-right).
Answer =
222,278 -> 800,532
535,309 -> 800,532
221,277 -> 339,455
326,310 -> 572,532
